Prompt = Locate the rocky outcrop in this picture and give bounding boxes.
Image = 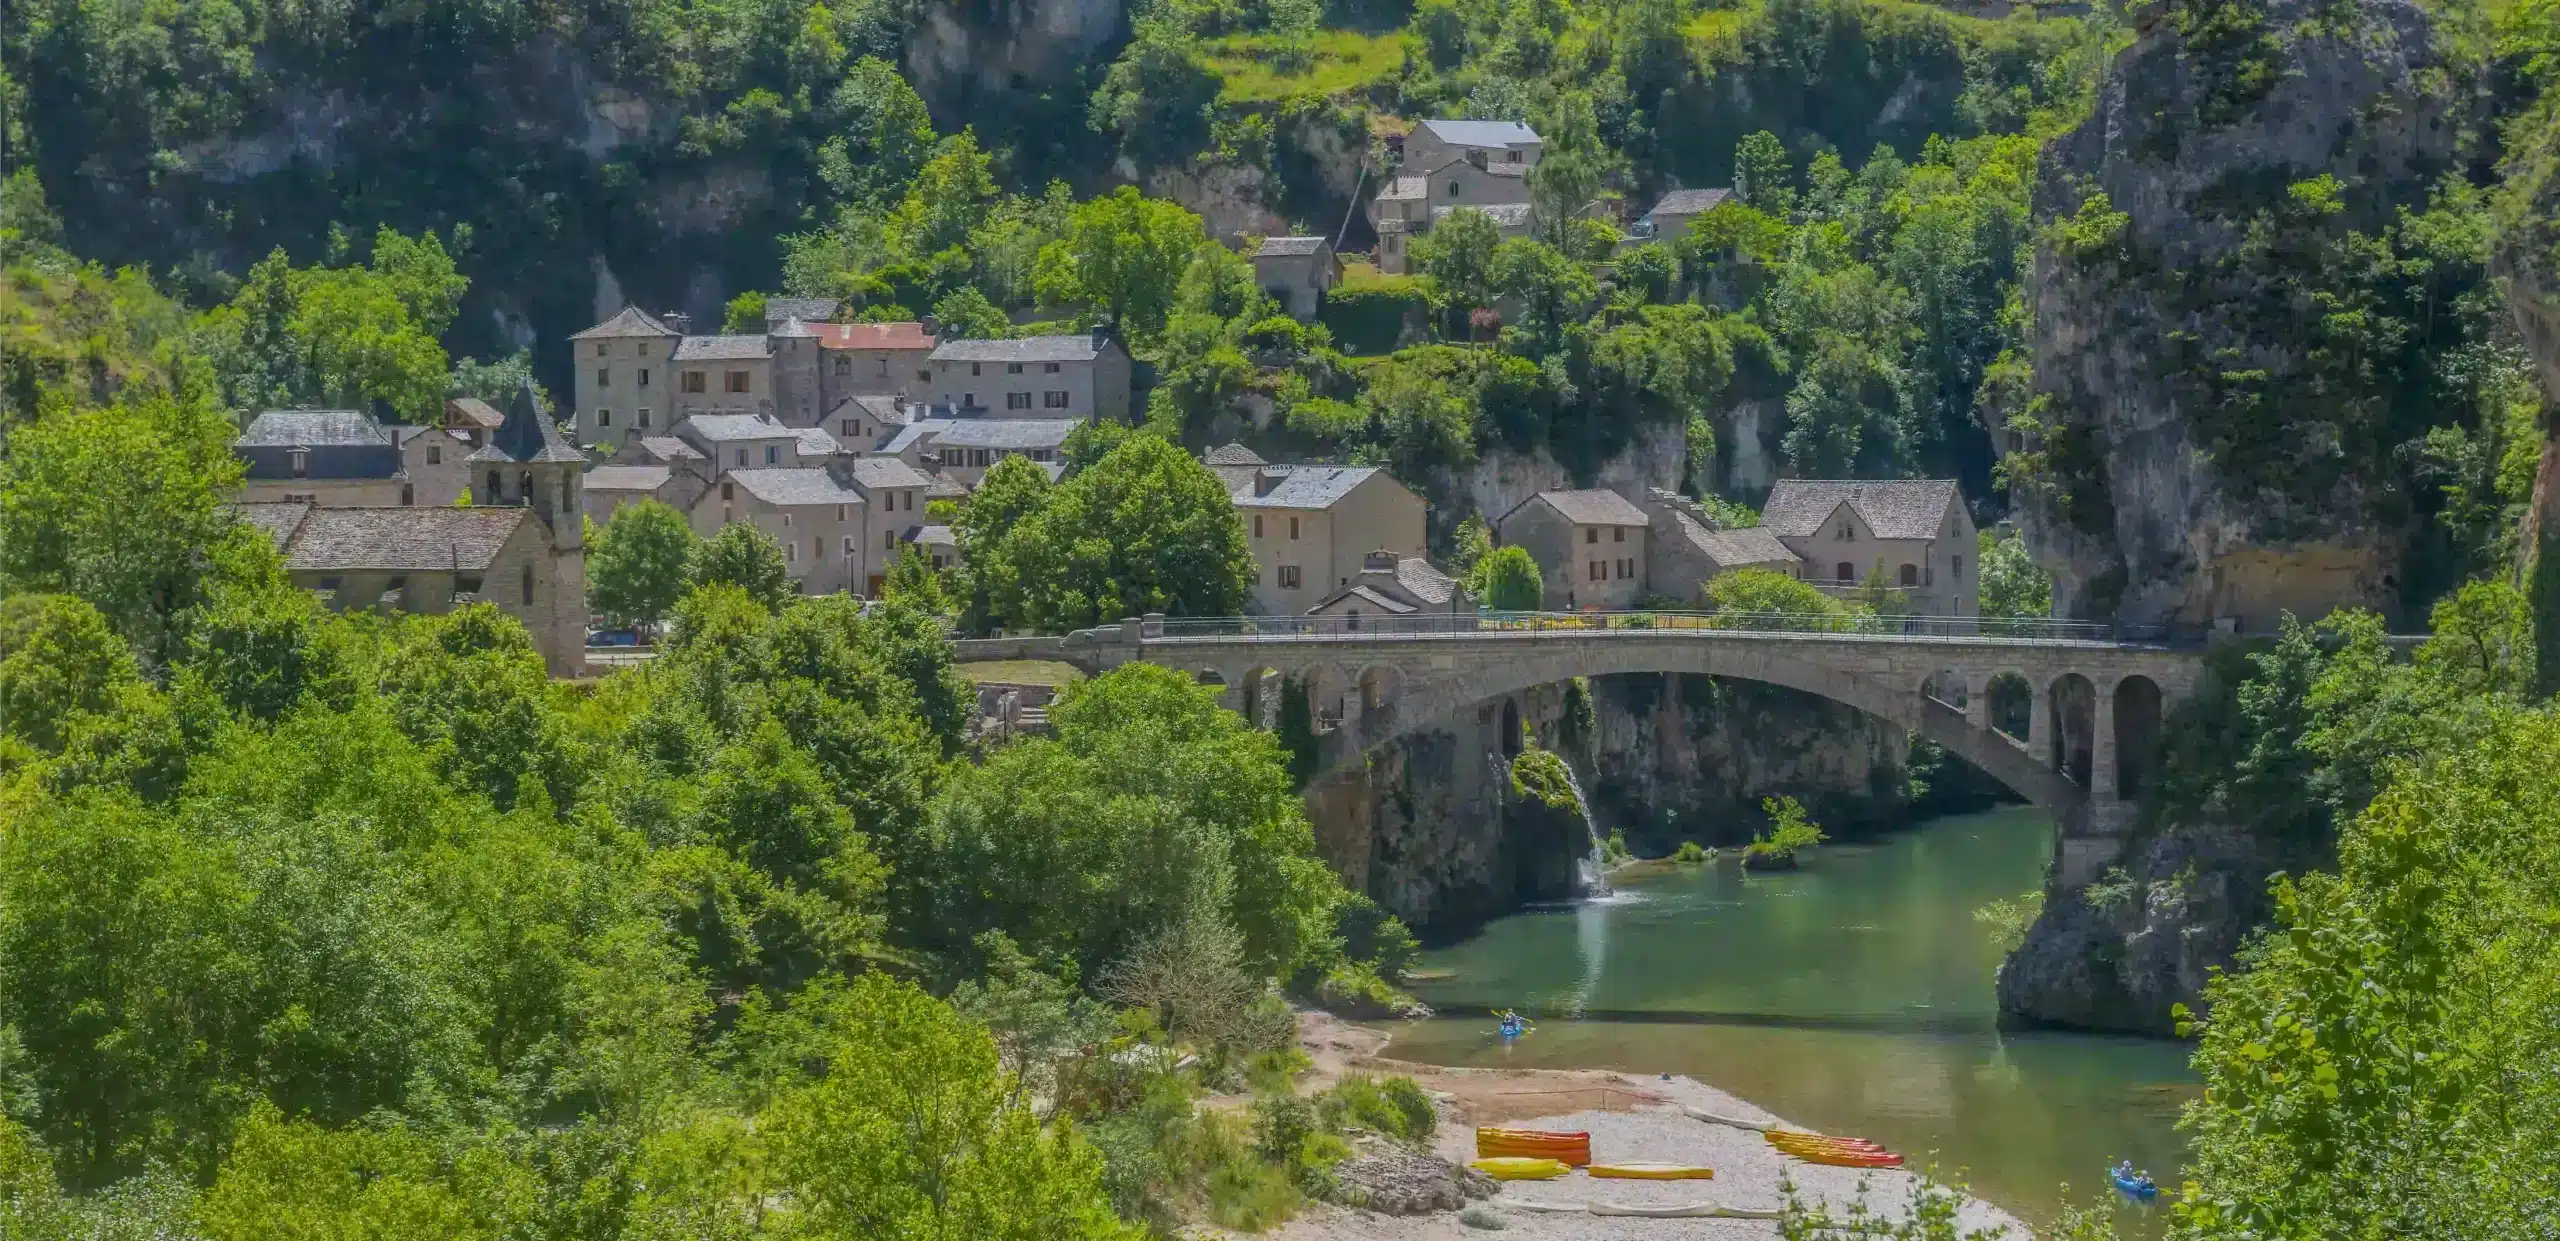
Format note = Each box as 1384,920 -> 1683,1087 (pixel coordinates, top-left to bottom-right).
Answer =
2020,0 -> 2474,632
1327,1147 -> 1497,1214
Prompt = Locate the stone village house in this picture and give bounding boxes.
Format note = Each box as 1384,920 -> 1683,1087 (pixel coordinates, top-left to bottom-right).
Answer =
924,334 -> 1132,422
1759,479 -> 1979,616
1250,237 -> 1341,321
1207,445 -> 1429,616
567,306 -> 942,453
1496,489 -> 1652,611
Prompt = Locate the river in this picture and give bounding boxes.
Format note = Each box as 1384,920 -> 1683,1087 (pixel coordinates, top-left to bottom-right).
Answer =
1388,806 -> 2193,1235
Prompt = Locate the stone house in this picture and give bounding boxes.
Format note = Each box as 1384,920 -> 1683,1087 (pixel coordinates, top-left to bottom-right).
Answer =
915,418 -> 1083,487
1638,488 -> 1801,600
1633,188 -> 1732,244
906,525 -> 959,571
925,334 -> 1132,422
825,394 -> 914,449
1219,451 -> 1429,615
688,468 -> 869,596
676,412 -> 802,477
235,409 -> 409,507
812,321 -> 937,398
1251,237 -> 1341,320
671,332 -> 783,422
1308,550 -> 1466,623
1760,479 -> 1978,615
835,456 -> 934,595
570,307 -> 943,451
1497,489 -> 1651,611
581,465 -> 685,525
792,425 -> 844,465
238,382 -> 589,676
1368,156 -> 1534,275
567,307 -> 683,451
1430,202 -> 1533,243
1401,119 -> 1543,177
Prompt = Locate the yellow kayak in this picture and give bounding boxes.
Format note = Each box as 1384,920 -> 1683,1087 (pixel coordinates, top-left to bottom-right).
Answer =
1589,1162 -> 1716,1181
1470,1157 -> 1571,1181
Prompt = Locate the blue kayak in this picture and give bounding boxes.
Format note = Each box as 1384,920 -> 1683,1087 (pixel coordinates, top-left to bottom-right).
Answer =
2109,1167 -> 2158,1200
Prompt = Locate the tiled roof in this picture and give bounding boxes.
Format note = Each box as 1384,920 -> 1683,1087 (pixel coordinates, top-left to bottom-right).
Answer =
238,409 -> 388,448
282,506 -> 530,572
235,501 -> 317,551
1233,465 -> 1383,510
584,465 -> 673,492
1762,479 -> 1961,541
1317,584 -> 1417,616
637,436 -> 705,462
571,306 -> 680,340
725,468 -> 864,508
1526,488 -> 1649,526
931,418 -> 1082,450
906,524 -> 958,547
924,477 -> 971,500
844,457 -> 932,491
769,317 -> 819,340
1396,557 -> 1458,604
1378,176 -> 1431,202
794,427 -> 843,457
1649,188 -> 1733,217
879,420 -> 950,456
1684,519 -> 1799,568
764,297 -> 842,325
1481,162 -> 1530,179
841,394 -> 913,425
483,381 -> 587,465
673,335 -> 772,362
681,413 -> 794,442
445,397 -> 505,428
1418,119 -> 1541,147
1254,236 -> 1330,258
931,335 -> 1108,364
1205,443 -> 1267,466
1434,203 -> 1533,228
815,322 -> 936,351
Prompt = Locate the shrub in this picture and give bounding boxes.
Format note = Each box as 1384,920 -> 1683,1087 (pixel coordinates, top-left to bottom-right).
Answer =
1508,746 -> 1576,810
1673,840 -> 1709,864
1741,795 -> 1826,866
1317,1074 -> 1438,1145
1318,276 -> 1428,355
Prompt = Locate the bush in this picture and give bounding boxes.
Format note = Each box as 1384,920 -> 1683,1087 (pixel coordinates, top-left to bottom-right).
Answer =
1508,747 -> 1576,810
1741,795 -> 1826,866
1673,840 -> 1709,864
1316,1075 -> 1438,1145
1318,276 -> 1428,355
1312,961 -> 1423,1019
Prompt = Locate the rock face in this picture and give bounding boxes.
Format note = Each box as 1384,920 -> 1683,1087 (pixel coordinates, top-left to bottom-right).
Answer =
1307,674 -> 1969,939
2021,0 -> 2470,633
1328,1147 -> 1497,1215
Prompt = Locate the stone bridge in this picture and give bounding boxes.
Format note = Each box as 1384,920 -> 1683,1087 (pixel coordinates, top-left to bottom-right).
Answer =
953,614 -> 2209,884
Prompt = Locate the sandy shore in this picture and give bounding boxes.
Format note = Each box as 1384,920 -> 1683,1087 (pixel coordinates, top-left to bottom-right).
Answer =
1238,1014 -> 2029,1240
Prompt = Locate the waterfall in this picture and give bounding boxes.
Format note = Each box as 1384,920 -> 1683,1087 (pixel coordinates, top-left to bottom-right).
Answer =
1560,762 -> 1610,897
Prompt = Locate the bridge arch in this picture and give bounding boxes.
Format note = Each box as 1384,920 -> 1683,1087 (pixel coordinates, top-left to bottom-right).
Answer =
1308,641 -> 2086,822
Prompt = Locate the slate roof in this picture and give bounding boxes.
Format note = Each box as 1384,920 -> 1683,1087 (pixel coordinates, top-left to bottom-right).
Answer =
1682,519 -> 1800,569
681,413 -> 795,442
843,457 -> 933,491
1396,557 -> 1458,604
281,506 -> 531,572
1418,119 -> 1541,147
1649,188 -> 1733,217
572,306 -> 680,340
1205,443 -> 1267,466
764,297 -> 842,325
725,468 -> 865,508
907,524 -> 958,547
1254,236 -> 1330,258
1522,488 -> 1649,527
1434,203 -> 1533,228
672,335 -> 772,362
924,477 -> 972,500
769,317 -> 819,340
584,465 -> 674,492
815,322 -> 936,351
838,394 -> 913,426
445,397 -> 505,429
1232,465 -> 1384,510
930,418 -> 1083,450
931,335 -> 1108,364
1761,479 -> 1961,541
1481,162 -> 1530,179
238,409 -> 389,448
637,436 -> 705,463
1378,176 -> 1431,203
479,381 -> 587,465
879,420 -> 951,456
1316,584 -> 1417,615
794,426 -> 843,457
236,501 -> 317,551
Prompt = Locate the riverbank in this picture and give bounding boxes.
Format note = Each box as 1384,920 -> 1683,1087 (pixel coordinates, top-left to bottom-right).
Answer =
1253,1014 -> 2027,1239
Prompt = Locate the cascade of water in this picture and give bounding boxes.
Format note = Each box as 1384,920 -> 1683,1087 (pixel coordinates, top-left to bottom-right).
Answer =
1559,762 -> 1610,896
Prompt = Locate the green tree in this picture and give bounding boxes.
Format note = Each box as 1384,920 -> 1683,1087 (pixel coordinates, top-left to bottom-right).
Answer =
880,546 -> 950,613
179,577 -> 350,724
1527,92 -> 1615,247
1471,545 -> 1544,610
591,501 -> 701,632
954,455 -> 1057,632
1705,567 -> 1847,629
1411,207 -> 1503,337
1035,188 -> 1208,344
693,524 -> 797,613
723,290 -> 771,333
1975,528 -> 2050,620
819,57 -> 941,209
0,593 -> 139,753
981,436 -> 1253,631
1734,130 -> 1796,216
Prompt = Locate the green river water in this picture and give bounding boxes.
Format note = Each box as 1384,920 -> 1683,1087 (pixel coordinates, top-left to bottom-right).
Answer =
1388,806 -> 2194,1235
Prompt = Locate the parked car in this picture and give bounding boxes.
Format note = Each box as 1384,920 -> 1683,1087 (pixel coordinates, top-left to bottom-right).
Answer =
587,627 -> 641,647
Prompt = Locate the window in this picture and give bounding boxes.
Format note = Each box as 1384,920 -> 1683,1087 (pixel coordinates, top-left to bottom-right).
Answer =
1043,390 -> 1069,408
787,540 -> 798,563
735,449 -> 748,466
974,449 -> 992,467
487,470 -> 503,500
401,483 -> 414,507
638,408 -> 652,428
721,482 -> 734,501
814,537 -> 822,563
457,574 -> 482,595
1253,515 -> 1264,537
970,362 -> 983,377
725,370 -> 751,393
597,409 -> 612,427
596,343 -> 609,358
1584,528 -> 1597,545
1613,527 -> 1625,543
387,575 -> 407,593
518,471 -> 531,503
1836,561 -> 1854,582
638,368 -> 649,387
284,492 -> 316,504
1952,555 -> 1964,581
427,445 -> 441,465
1505,150 -> 1522,162
885,530 -> 896,550
764,445 -> 779,465
1006,392 -> 1032,410
1588,561 -> 1604,582
877,358 -> 888,376
1278,565 -> 1302,589
835,504 -> 845,521
682,370 -> 707,393
520,565 -> 534,605
834,357 -> 850,375
596,368 -> 610,388
289,448 -> 308,478
1044,362 -> 1061,374
964,392 -> 977,408
1899,563 -> 1918,588
1289,516 -> 1300,539
918,370 -> 931,382
318,576 -> 342,592
782,512 -> 794,527
1446,181 -> 1460,197
1835,521 -> 1852,541
1006,362 -> 1023,375
843,419 -> 857,435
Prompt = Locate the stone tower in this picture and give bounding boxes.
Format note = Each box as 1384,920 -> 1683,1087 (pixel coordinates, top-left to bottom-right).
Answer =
771,317 -> 821,426
489,380 -> 591,674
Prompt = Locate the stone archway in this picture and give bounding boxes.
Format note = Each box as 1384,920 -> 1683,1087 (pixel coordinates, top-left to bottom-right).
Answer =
2114,675 -> 2163,798
1984,671 -> 2034,744
2048,673 -> 2095,788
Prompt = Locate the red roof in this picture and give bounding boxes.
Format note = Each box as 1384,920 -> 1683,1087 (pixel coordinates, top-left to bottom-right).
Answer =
814,322 -> 936,352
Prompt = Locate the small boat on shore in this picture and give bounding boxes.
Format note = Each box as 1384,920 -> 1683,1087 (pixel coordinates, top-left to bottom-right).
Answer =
1471,1156 -> 1571,1180
1589,1162 -> 1716,1180
1767,1131 -> 1905,1168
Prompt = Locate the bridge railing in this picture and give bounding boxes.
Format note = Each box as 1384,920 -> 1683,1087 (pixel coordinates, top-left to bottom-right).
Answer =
1147,610 -> 2165,644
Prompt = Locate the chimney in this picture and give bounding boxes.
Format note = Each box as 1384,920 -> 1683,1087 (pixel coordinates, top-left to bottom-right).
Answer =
921,314 -> 942,338
1466,148 -> 1488,170
664,310 -> 692,335
1364,549 -> 1397,573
